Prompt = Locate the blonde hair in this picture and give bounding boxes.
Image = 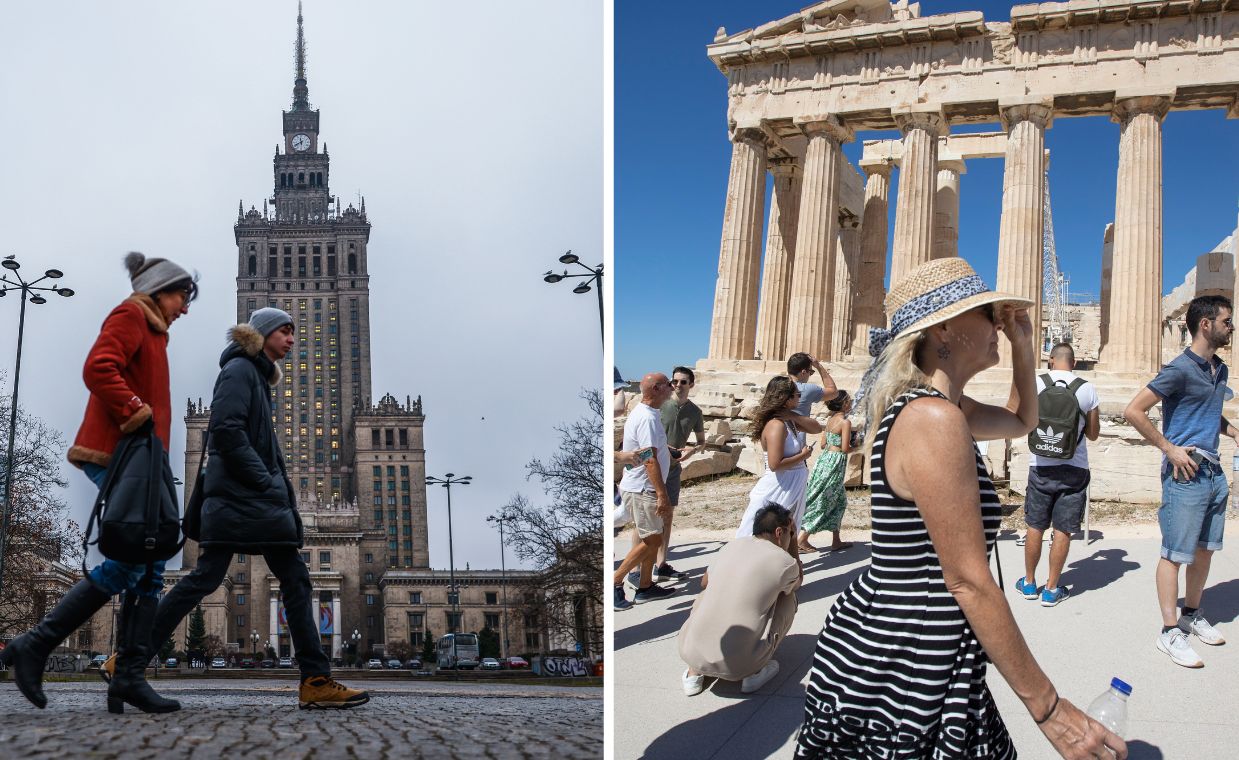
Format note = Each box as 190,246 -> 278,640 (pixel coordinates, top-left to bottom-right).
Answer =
862,330 -> 931,451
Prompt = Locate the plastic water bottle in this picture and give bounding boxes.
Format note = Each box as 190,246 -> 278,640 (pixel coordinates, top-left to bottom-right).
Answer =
1086,678 -> 1131,739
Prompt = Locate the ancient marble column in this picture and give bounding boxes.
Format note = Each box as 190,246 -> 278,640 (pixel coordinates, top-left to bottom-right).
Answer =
707,128 -> 767,360
785,116 -> 852,360
996,104 -> 1052,366
932,159 -> 965,260
852,163 -> 892,355
1099,222 -> 1114,354
754,157 -> 802,362
889,111 -> 944,286
1101,96 -> 1169,373
831,224 -> 862,357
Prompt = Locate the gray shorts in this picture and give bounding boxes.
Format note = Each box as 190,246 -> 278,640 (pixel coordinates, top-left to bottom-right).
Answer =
622,490 -> 663,539
666,461 -> 683,507
1024,466 -> 1090,534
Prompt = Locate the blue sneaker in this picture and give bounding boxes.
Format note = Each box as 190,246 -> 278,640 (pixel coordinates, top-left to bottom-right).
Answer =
627,570 -> 641,588
1013,576 -> 1039,600
614,585 -> 633,611
1041,586 -> 1070,607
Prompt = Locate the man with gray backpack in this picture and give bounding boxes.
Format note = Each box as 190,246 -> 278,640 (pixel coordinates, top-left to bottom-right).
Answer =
1013,343 -> 1099,607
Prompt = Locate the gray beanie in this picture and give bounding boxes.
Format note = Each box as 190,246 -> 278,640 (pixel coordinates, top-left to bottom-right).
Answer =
249,307 -> 294,337
124,252 -> 192,295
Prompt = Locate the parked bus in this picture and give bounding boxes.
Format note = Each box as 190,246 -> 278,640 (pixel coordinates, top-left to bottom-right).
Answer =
436,633 -> 480,670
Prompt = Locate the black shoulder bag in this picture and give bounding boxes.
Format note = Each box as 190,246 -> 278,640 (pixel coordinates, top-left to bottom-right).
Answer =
82,421 -> 184,573
182,417 -> 211,543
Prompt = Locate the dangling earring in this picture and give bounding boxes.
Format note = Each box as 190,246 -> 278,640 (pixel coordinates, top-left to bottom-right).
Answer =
937,344 -> 951,360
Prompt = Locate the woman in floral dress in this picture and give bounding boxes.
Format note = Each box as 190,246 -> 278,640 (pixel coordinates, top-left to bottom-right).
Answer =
799,390 -> 855,554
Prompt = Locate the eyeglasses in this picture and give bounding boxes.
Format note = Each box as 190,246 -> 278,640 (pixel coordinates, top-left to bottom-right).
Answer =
670,380 -> 691,386
1218,318 -> 1234,327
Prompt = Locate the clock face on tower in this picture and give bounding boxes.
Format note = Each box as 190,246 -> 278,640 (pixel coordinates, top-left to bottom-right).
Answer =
292,133 -> 310,152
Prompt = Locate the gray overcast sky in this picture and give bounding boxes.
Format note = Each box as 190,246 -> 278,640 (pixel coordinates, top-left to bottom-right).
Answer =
0,1 -> 603,573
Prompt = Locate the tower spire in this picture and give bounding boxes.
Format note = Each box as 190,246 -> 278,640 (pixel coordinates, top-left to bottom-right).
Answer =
291,1 -> 311,111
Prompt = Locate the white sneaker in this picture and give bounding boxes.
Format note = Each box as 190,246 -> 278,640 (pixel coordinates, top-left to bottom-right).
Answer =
1157,628 -> 1204,668
682,669 -> 705,697
740,660 -> 780,694
1180,611 -> 1226,646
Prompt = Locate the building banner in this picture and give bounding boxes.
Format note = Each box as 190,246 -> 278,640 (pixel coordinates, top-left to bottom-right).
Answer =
319,603 -> 334,635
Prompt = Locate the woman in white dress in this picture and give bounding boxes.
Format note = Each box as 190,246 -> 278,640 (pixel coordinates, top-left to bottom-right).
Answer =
737,376 -> 822,539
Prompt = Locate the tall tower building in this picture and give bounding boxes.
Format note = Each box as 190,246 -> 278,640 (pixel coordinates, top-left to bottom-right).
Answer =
175,4 -> 471,658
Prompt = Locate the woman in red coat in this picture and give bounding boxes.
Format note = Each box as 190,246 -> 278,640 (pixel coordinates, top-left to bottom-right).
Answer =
0,252 -> 196,715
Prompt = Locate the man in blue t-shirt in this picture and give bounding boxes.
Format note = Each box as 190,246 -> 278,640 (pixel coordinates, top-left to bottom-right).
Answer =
1125,294 -> 1237,669
786,352 -> 838,417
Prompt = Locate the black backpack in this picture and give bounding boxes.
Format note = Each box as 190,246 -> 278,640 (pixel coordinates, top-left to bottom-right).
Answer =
1027,373 -> 1087,460
82,422 -> 184,572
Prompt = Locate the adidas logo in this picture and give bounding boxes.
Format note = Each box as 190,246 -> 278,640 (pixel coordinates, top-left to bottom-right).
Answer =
1036,426 -> 1064,445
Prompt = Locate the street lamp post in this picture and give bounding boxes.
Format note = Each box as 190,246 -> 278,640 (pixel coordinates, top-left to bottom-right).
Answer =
351,628 -> 361,668
426,472 -> 470,669
543,250 -> 603,345
0,257 -> 74,602
486,514 -> 511,660
250,629 -> 260,661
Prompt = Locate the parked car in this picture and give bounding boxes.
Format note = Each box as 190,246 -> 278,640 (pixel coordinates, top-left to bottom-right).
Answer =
260,658 -> 275,668
210,657 -> 227,669
403,658 -> 422,670
384,659 -> 401,669
506,656 -> 529,669
89,654 -> 109,670
278,656 -> 293,668
480,658 -> 501,671
366,658 -> 384,669
239,658 -> 256,669
164,657 -> 178,669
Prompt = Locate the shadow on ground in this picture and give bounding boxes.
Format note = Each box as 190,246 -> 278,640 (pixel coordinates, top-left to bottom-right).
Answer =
640,688 -> 802,760
1180,577 -> 1239,625
1057,548 -> 1142,598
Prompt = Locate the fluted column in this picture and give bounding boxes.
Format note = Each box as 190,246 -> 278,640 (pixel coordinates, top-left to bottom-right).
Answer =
754,157 -> 802,362
889,110 -> 945,286
932,159 -> 965,260
707,128 -> 767,360
831,224 -> 862,357
1101,96 -> 1168,373
996,104 -> 1052,366
1099,222 -> 1114,353
852,163 -> 892,354
785,116 -> 853,360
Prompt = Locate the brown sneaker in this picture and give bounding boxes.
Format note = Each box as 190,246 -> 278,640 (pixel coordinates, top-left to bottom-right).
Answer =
98,653 -> 117,684
298,675 -> 370,709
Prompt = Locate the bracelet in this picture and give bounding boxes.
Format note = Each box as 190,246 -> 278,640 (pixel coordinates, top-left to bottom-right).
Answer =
1034,693 -> 1060,725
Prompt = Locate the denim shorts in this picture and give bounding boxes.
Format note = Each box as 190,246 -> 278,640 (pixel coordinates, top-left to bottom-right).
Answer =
1159,459 -> 1228,564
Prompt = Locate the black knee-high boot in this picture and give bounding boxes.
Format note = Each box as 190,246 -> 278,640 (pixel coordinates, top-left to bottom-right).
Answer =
0,579 -> 111,709
106,593 -> 180,714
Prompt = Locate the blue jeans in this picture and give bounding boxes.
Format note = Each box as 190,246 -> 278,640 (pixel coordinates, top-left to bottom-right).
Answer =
1159,459 -> 1228,564
81,462 -> 165,598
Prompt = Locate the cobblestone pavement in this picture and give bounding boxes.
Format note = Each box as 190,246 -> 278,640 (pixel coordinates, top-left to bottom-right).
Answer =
0,678 -> 601,759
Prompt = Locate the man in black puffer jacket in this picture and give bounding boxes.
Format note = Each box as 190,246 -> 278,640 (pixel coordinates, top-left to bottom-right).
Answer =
145,307 -> 368,708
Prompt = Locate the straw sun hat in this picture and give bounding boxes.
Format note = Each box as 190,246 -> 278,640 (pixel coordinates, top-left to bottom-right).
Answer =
867,257 -> 1033,358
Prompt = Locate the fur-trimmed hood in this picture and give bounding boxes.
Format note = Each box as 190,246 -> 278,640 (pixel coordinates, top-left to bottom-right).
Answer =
221,324 -> 281,386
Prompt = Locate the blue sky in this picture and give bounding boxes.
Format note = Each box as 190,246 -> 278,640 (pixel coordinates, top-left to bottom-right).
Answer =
615,1 -> 1239,378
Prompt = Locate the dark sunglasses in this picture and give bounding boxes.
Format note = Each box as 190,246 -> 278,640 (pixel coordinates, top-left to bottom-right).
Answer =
670,379 -> 692,386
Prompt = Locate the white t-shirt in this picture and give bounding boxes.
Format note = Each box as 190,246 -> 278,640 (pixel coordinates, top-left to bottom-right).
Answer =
1030,370 -> 1099,470
618,402 -> 670,493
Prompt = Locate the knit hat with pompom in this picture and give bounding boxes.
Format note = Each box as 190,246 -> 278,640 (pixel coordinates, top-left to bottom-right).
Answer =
124,252 -> 192,296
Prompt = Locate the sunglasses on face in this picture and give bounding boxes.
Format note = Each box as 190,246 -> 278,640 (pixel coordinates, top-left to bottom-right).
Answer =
670,380 -> 691,386
1217,318 -> 1234,328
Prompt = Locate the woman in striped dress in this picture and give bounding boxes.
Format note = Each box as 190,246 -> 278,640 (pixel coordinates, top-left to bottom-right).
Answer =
795,258 -> 1126,760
